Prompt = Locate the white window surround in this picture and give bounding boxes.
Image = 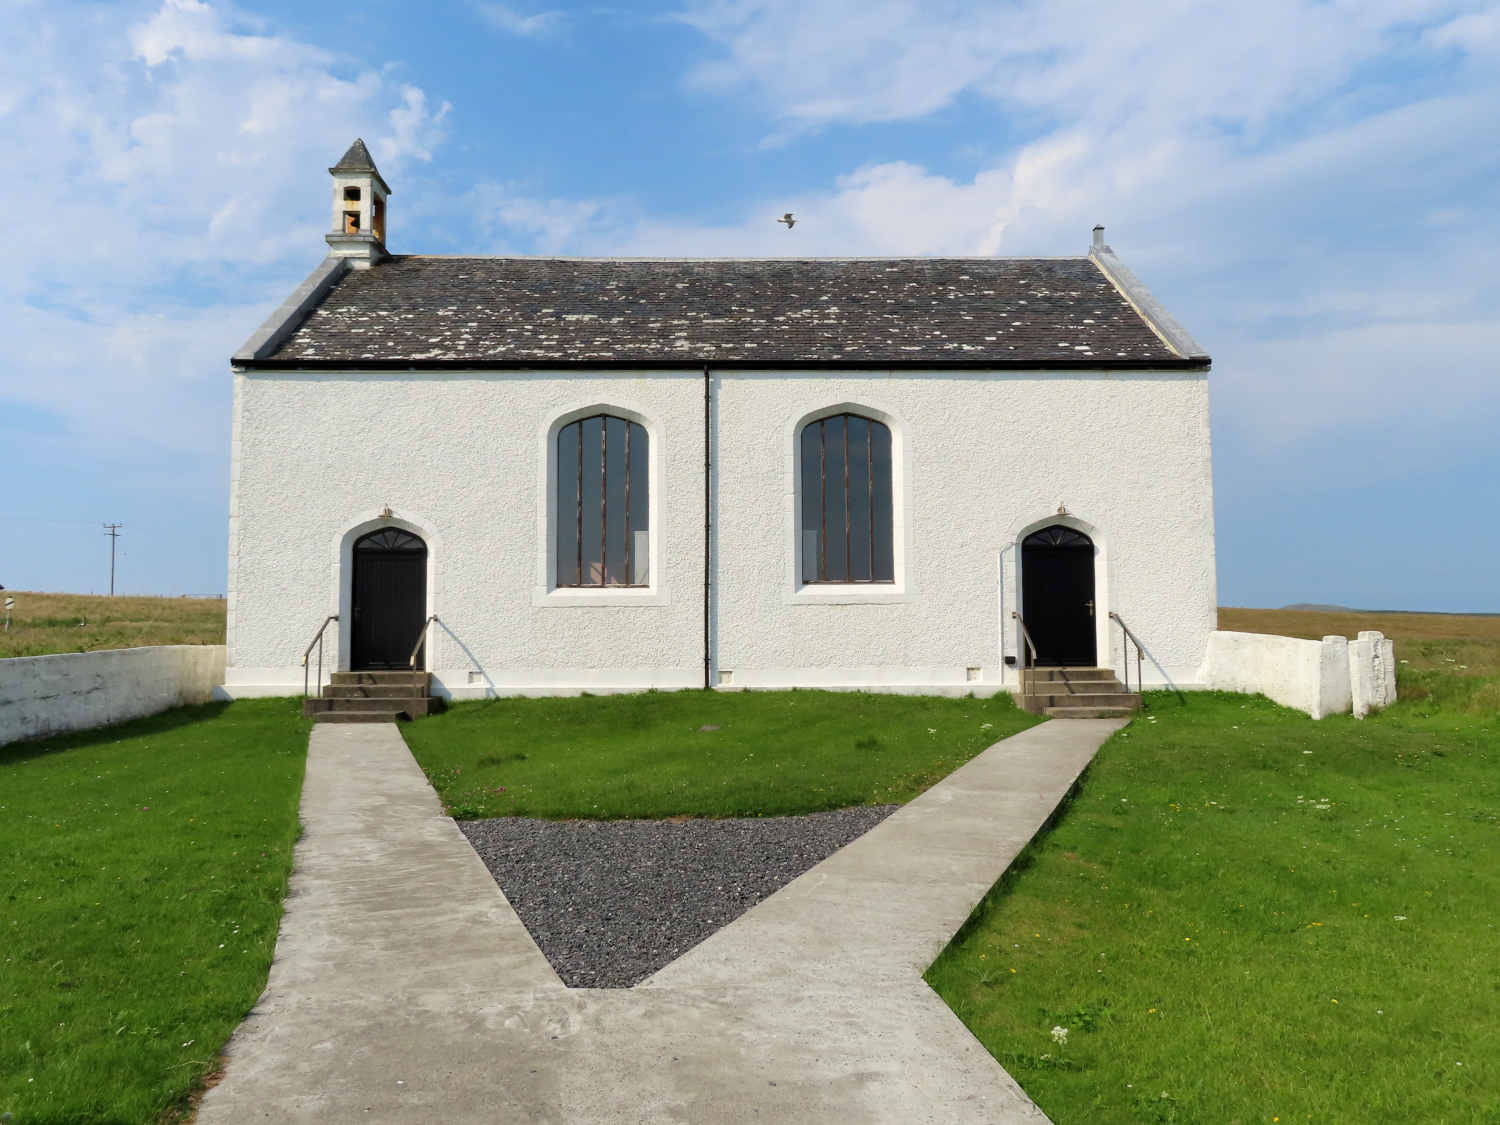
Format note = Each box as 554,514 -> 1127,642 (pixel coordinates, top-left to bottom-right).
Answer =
535,399 -> 670,607
1002,510 -> 1112,681
784,398 -> 914,605
332,509 -> 444,672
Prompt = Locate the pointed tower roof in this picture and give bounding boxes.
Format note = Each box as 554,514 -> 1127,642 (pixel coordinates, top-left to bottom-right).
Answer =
331,138 -> 376,172
329,139 -> 391,194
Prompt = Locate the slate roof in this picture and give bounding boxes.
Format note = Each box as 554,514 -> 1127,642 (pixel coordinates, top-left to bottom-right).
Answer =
331,138 -> 378,174
252,255 -> 1207,368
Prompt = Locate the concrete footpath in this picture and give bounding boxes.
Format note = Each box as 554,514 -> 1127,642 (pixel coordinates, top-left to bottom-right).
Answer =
197,716 -> 1126,1124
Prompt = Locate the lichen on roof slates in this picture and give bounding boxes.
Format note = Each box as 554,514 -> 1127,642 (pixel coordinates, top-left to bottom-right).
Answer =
268,256 -> 1183,365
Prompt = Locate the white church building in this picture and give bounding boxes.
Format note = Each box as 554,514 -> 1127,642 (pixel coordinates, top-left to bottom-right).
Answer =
219,141 -> 1217,704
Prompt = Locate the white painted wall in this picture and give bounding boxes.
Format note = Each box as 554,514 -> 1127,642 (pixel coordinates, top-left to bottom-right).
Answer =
1199,630 -> 1398,719
1199,631 -> 1350,718
0,646 -> 226,746
224,366 -> 1217,697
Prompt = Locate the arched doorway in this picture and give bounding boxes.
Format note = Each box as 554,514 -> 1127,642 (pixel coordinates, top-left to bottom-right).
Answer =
1021,526 -> 1096,666
350,528 -> 428,670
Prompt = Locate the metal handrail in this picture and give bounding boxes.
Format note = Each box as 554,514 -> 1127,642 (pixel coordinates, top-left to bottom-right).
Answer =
1011,611 -> 1039,704
408,615 -> 438,702
301,615 -> 339,699
1109,612 -> 1144,699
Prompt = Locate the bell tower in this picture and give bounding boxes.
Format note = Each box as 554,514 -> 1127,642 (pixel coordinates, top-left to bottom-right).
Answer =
325,139 -> 390,268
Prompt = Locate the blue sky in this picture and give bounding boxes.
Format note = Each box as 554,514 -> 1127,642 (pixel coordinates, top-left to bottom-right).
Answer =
1,0 -> 1497,609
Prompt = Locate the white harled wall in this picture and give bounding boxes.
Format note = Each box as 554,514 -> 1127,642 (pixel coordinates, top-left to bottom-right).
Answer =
223,366 -> 1216,698
2,646 -> 226,746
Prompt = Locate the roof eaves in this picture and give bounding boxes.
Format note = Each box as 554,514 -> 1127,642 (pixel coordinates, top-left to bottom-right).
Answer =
1088,247 -> 1210,364
231,256 -> 351,365
235,357 -> 1206,373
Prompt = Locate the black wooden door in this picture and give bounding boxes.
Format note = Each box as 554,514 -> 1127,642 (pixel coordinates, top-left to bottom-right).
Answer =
1021,526 -> 1096,666
351,529 -> 427,670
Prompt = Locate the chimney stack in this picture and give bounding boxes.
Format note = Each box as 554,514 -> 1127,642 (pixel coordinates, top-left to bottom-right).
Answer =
1091,224 -> 1106,253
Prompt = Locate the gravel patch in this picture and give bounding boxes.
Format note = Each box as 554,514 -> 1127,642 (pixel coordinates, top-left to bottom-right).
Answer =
458,806 -> 899,988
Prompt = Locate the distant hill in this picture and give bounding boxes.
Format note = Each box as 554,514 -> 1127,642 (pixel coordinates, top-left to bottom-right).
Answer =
1279,603 -> 1500,618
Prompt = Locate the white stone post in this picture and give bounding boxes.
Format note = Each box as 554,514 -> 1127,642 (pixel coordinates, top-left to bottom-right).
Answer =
1316,635 -> 1351,720
1350,633 -> 1377,718
1355,631 -> 1397,711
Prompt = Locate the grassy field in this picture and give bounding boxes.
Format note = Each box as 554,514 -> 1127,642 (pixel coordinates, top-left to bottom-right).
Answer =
1222,606 -> 1500,714
0,699 -> 309,1125
0,591 -> 225,660
928,687 -> 1499,1121
401,689 -> 1042,820
1219,606 -> 1500,646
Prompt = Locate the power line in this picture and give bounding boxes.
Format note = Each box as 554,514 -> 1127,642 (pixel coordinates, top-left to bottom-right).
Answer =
0,515 -> 107,525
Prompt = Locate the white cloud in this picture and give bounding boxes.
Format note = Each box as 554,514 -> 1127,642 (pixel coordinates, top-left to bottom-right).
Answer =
1424,7 -> 1500,51
477,2 -> 566,37
380,85 -> 452,165
1214,319 -> 1500,454
646,0 -> 1500,469
0,0 -> 450,453
682,0 -> 1485,130
471,186 -> 609,254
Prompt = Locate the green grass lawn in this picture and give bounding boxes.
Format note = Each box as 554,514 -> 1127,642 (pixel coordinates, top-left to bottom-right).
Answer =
926,689 -> 1500,1124
10,614 -> 1493,1123
401,689 -> 1041,819
0,699 -> 309,1125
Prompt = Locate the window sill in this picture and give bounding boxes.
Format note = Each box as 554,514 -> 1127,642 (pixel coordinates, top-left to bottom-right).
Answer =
533,586 -> 672,607
783,585 -> 912,606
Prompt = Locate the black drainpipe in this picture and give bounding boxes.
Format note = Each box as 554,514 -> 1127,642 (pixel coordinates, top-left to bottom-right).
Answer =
703,364 -> 712,690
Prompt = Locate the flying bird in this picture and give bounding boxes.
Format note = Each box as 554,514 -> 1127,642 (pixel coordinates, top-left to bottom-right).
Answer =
777,213 -> 796,228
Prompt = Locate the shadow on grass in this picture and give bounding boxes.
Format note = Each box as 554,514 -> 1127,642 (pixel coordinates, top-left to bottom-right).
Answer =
0,699 -> 233,768
1,694 -> 309,1125
930,690 -> 1238,970
937,755 -> 1100,958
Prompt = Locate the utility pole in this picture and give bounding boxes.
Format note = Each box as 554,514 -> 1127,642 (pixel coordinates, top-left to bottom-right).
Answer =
103,524 -> 122,596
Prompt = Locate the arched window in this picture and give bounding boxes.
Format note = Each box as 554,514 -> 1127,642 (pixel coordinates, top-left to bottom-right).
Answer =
356,528 -> 424,550
557,414 -> 649,587
800,413 -> 894,584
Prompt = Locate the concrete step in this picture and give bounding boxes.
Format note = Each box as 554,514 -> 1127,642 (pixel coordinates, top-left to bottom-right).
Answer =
331,671 -> 431,687
1027,692 -> 1142,711
325,684 -> 431,699
1045,706 -> 1139,719
1017,668 -> 1138,716
1026,667 -> 1117,682
1024,681 -> 1131,697
303,696 -> 443,720
312,710 -> 404,724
